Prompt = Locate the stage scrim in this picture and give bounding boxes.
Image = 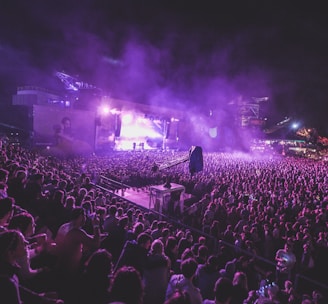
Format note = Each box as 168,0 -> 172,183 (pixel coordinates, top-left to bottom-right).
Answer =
33,105 -> 95,156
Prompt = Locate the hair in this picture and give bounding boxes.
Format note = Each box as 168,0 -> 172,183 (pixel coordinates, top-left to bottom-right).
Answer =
181,248 -> 194,261
15,170 -> 27,180
70,207 -> 85,221
117,216 -> 128,228
198,245 -> 209,257
232,271 -> 249,290
150,239 -> 165,255
0,197 -> 14,218
0,181 -> 8,190
65,196 -> 76,208
180,258 -> 198,279
53,189 -> 65,204
166,236 -> 177,251
0,229 -> 24,258
85,248 -> 113,278
109,266 -> 143,304
214,277 -> 234,303
207,255 -> 219,268
133,222 -> 144,236
137,232 -> 152,246
108,205 -> 117,215
8,212 -> 34,235
0,168 -> 9,181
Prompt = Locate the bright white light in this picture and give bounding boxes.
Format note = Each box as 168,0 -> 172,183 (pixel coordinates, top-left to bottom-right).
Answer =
101,105 -> 110,115
291,122 -> 299,129
110,109 -> 121,115
122,113 -> 133,124
209,127 -> 217,138
98,104 -> 111,116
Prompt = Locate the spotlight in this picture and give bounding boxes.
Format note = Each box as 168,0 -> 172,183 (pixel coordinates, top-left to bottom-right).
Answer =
291,122 -> 299,130
98,104 -> 110,116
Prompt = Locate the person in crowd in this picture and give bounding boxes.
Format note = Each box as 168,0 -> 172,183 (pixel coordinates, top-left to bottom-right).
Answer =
115,231 -> 152,277
79,248 -> 113,304
230,271 -> 249,304
53,206 -> 101,302
165,257 -> 202,304
0,196 -> 14,231
194,254 -> 221,301
103,205 -> 119,233
0,229 -> 63,304
177,230 -> 194,257
203,277 -> 234,304
165,235 -> 180,273
7,169 -> 28,207
54,207 -> 101,269
108,265 -> 144,304
143,239 -> 171,304
275,241 -> 297,288
101,215 -> 129,264
8,212 -> 50,286
1,140 -> 328,303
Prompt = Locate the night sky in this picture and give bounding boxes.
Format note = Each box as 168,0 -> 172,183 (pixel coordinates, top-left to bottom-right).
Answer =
1,0 -> 328,135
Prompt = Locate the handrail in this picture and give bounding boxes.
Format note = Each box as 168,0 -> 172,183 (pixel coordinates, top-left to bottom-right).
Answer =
99,175 -> 131,189
91,182 -> 328,297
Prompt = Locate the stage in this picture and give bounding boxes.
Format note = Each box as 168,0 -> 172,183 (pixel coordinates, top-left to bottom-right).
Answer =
114,184 -> 195,215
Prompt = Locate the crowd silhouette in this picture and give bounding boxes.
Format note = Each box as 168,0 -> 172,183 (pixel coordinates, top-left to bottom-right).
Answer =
0,139 -> 327,304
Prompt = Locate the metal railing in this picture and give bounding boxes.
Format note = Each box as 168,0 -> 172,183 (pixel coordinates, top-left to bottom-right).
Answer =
92,182 -> 328,298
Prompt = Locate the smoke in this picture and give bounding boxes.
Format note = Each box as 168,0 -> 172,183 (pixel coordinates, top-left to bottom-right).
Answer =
1,0 -> 327,141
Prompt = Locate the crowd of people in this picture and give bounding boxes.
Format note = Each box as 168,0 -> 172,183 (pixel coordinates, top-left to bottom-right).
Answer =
0,138 -> 327,304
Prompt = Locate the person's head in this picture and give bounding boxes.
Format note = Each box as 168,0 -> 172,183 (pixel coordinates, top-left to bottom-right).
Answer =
108,205 -> 117,216
118,216 -> 129,228
162,228 -> 170,238
0,230 -> 28,263
133,222 -> 144,236
198,236 -> 206,245
15,170 -> 27,182
137,232 -> 152,250
70,207 -> 86,226
8,212 -> 35,237
197,245 -> 209,258
267,284 -> 280,300
206,255 -> 219,269
0,168 -> 9,183
78,187 -> 88,197
61,117 -> 71,129
181,248 -> 194,261
109,266 -> 143,304
180,258 -> 198,279
33,173 -> 44,185
166,236 -> 178,253
0,197 -> 14,224
85,248 -> 113,278
53,189 -> 65,204
150,239 -> 165,255
312,290 -> 324,304
284,242 -> 294,252
214,277 -> 234,304
65,196 -> 76,209
232,271 -> 248,290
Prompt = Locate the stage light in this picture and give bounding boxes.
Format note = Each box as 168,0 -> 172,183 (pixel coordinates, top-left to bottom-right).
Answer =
122,113 -> 133,124
291,122 -> 299,129
98,104 -> 111,116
